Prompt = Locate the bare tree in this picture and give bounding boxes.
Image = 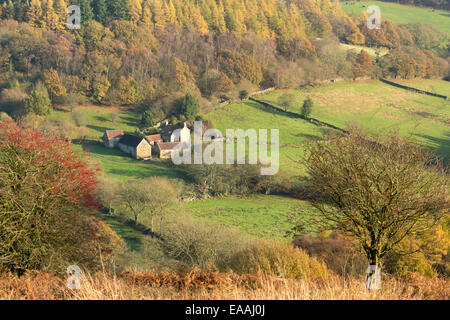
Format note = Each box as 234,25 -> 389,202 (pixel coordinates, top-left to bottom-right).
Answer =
303,129 -> 449,289
118,180 -> 154,225
147,177 -> 179,235
118,178 -> 179,234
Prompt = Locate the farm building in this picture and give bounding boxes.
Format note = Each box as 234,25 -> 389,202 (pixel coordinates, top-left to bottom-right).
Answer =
161,123 -> 191,143
146,134 -> 163,146
155,141 -> 188,159
103,130 -> 124,148
117,134 -> 152,160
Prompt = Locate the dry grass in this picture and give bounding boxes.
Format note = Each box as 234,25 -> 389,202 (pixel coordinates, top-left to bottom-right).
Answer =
0,269 -> 448,300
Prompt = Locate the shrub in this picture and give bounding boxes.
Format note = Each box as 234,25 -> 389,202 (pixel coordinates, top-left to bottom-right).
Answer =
301,98 -> 313,118
164,215 -> 250,269
72,108 -> 87,127
0,121 -> 122,273
24,90 -> 52,116
225,241 -> 330,280
383,224 -> 450,277
183,164 -> 263,197
293,233 -> 367,277
239,90 -> 249,100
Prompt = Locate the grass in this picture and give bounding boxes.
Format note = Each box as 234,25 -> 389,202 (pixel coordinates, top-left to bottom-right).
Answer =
341,1 -> 450,34
101,214 -> 180,271
186,195 -> 316,241
388,79 -> 450,97
203,100 -> 323,175
72,143 -> 183,180
258,80 -> 450,161
48,105 -> 141,138
1,268 -> 448,300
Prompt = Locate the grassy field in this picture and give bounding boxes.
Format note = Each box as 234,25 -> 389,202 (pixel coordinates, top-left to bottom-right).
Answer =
204,100 -> 323,175
48,105 -> 141,138
58,79 -> 448,260
72,144 -> 182,180
341,1 -> 450,34
186,195 -> 316,241
101,215 -> 180,271
257,80 -> 450,161
388,79 -> 450,97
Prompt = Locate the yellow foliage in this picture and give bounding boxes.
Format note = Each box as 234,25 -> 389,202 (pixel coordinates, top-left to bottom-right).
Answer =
225,240 -> 331,280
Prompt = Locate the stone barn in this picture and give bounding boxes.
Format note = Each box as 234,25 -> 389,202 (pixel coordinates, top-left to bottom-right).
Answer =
117,134 -> 152,160
103,130 -> 124,148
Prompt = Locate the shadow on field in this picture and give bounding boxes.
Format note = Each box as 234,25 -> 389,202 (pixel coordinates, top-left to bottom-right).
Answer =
87,124 -> 115,133
414,132 -> 450,164
119,115 -> 140,127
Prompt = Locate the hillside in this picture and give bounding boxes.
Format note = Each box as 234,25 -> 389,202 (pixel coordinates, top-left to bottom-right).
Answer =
205,80 -> 450,170
0,0 -> 449,301
341,0 -> 450,34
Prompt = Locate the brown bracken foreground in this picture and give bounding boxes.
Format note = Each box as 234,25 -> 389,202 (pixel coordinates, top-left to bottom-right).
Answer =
0,269 -> 448,300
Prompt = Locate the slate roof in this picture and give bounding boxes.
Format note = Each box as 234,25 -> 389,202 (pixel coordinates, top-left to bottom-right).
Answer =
119,134 -> 145,148
161,123 -> 185,137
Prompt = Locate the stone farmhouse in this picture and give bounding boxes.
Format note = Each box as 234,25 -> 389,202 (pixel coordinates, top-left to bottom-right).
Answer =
103,122 -> 191,160
117,134 -> 152,160
161,123 -> 191,143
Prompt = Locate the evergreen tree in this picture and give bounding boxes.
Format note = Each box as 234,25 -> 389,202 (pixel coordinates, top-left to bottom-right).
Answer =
141,110 -> 155,127
93,0 -> 108,24
54,0 -> 68,30
126,0 -> 142,23
3,0 -> 15,20
79,0 -> 94,23
179,93 -> 199,120
24,90 -> 52,116
43,0 -> 60,30
26,0 -> 44,27
109,0 -> 129,21
301,98 -> 313,118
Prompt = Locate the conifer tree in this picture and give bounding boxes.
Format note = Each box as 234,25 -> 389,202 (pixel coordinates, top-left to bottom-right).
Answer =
93,0 -> 108,24
126,0 -> 142,23
109,0 -> 129,21
26,0 -> 44,27
3,0 -> 15,20
79,0 -> 94,23
54,0 -> 68,30
43,0 -> 60,30
141,0 -> 153,26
